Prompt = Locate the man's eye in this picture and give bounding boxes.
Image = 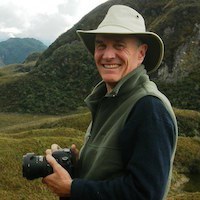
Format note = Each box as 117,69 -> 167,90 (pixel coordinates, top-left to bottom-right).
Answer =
115,44 -> 124,49
96,44 -> 105,50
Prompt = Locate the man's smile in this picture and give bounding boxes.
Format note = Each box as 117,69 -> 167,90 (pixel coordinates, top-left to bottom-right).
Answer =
102,64 -> 121,69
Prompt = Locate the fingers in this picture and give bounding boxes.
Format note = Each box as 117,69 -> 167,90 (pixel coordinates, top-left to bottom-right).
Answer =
42,146 -> 73,197
45,144 -> 61,155
46,154 -> 57,166
46,149 -> 52,155
70,144 -> 79,162
71,144 -> 79,154
46,154 -> 62,171
45,143 -> 79,161
44,154 -> 72,181
51,144 -> 61,152
70,144 -> 76,152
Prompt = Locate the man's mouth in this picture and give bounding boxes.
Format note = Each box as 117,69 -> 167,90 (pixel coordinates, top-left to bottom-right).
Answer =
103,64 -> 120,69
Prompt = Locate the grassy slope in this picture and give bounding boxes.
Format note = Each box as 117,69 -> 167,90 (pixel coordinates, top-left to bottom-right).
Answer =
0,110 -> 199,199
0,62 -> 36,85
0,112 -> 89,199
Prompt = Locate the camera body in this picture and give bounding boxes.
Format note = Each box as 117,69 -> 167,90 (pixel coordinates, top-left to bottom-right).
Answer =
22,148 -> 74,180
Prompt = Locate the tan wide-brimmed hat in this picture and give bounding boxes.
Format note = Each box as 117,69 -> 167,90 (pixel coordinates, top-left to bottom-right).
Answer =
76,5 -> 164,73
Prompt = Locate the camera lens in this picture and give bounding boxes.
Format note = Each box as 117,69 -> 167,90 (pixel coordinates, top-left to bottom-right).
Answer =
22,153 -> 53,180
22,148 -> 74,180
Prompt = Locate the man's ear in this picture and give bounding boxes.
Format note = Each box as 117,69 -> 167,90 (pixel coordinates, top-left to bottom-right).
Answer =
138,44 -> 148,63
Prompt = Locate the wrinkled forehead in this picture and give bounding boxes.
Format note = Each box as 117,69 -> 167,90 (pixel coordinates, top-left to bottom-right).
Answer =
95,33 -> 136,41
95,34 -> 144,46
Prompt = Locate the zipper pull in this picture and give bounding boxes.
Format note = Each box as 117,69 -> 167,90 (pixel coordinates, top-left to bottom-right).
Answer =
86,134 -> 91,143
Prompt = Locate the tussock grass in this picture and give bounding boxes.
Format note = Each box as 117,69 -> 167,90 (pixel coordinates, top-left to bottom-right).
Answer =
0,111 -> 91,134
168,192 -> 200,200
174,108 -> 200,137
0,63 -> 33,85
0,110 -> 199,199
174,137 -> 200,173
0,112 -> 86,199
0,136 -> 83,199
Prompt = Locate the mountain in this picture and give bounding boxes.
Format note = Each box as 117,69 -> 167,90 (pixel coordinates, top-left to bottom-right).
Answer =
0,38 -> 47,66
0,0 -> 199,114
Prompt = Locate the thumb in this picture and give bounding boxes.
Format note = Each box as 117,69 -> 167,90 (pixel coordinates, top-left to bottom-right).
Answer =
46,154 -> 61,172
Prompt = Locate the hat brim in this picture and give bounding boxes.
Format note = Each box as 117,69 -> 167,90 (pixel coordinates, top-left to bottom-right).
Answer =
77,27 -> 164,74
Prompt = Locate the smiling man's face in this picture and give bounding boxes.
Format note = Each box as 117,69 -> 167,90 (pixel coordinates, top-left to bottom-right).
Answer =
94,34 -> 148,92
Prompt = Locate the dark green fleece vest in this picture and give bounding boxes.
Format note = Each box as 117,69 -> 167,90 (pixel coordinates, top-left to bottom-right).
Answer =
79,65 -> 178,198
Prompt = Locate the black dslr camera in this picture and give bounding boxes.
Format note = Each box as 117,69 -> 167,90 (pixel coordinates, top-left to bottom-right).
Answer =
22,148 -> 74,180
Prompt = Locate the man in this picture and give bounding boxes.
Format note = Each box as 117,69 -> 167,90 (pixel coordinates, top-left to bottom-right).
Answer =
42,5 -> 178,200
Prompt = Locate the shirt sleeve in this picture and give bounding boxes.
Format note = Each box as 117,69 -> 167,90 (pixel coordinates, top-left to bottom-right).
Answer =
70,96 -> 176,200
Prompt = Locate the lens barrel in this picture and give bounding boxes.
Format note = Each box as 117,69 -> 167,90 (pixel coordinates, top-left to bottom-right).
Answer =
22,153 -> 53,180
22,148 -> 73,180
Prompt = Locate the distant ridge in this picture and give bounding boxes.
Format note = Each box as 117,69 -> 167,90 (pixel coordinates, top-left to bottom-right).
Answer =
0,38 -> 47,66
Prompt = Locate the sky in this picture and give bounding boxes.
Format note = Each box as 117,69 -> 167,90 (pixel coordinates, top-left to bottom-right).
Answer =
0,0 -> 108,45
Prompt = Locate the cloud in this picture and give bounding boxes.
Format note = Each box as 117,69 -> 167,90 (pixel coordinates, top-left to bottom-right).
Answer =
0,0 -> 81,44
58,0 -> 78,16
20,13 -> 72,43
0,4 -> 25,30
0,0 -> 108,45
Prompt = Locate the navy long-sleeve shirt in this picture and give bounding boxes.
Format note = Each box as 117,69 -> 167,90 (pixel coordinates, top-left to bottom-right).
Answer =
68,96 -> 176,200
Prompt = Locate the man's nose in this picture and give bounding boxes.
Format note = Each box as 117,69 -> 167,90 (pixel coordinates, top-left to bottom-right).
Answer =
102,47 -> 115,59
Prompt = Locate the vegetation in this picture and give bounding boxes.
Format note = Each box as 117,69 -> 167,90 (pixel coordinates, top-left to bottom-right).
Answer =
157,65 -> 200,112
0,112 -> 86,200
0,41 -> 99,114
174,108 -> 200,137
0,62 -> 36,85
0,109 -> 199,199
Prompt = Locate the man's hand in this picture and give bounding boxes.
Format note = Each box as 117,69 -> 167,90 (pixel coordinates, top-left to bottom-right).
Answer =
42,154 -> 72,197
